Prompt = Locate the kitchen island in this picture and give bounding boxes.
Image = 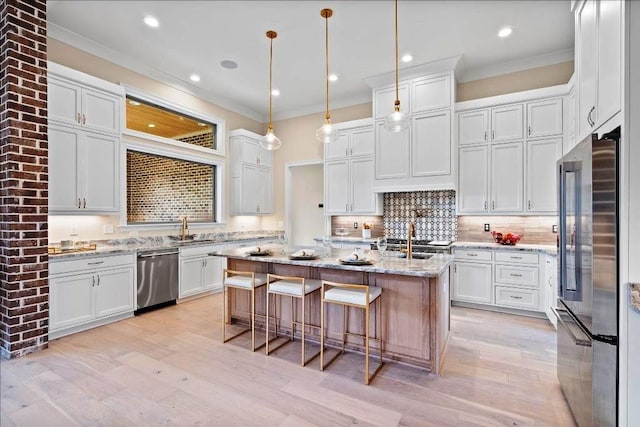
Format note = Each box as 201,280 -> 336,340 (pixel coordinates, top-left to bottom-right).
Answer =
211,248 -> 454,374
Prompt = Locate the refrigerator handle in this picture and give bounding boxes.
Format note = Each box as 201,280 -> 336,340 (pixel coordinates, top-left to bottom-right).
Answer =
558,163 -> 566,299
552,307 -> 592,347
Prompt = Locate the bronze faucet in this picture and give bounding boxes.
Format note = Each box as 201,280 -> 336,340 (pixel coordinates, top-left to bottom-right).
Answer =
401,221 -> 416,260
181,216 -> 189,241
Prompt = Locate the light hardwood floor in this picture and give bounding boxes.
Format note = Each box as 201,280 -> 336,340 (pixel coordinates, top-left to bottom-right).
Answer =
0,294 -> 576,426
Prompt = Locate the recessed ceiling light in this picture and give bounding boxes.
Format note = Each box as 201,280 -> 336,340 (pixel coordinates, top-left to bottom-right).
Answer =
189,74 -> 200,82
328,74 -> 338,82
401,54 -> 413,63
271,89 -> 280,97
147,123 -> 156,128
128,100 -> 140,106
498,27 -> 513,38
220,60 -> 238,69
197,122 -> 207,127
143,16 -> 159,28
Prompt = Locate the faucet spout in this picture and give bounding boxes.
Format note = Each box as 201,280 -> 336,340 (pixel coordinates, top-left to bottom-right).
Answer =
181,216 -> 189,241
406,221 -> 415,260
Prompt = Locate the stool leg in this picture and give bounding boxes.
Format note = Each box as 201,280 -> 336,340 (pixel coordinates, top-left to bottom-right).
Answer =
320,298 -> 325,370
222,285 -> 226,341
265,290 -> 270,355
251,287 -> 256,351
301,293 -> 305,366
290,297 -> 295,341
378,297 -> 383,364
342,305 -> 347,354
365,303 -> 370,385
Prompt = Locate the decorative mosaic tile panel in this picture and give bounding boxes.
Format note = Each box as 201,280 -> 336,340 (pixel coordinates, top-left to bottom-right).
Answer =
383,191 -> 457,241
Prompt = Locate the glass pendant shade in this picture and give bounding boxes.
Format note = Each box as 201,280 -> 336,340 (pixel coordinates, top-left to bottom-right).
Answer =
384,106 -> 410,133
316,117 -> 338,143
262,126 -> 282,150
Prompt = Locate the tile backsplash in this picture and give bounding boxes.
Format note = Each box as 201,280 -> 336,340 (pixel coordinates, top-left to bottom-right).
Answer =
383,191 -> 457,241
457,216 -> 558,245
331,216 -> 383,238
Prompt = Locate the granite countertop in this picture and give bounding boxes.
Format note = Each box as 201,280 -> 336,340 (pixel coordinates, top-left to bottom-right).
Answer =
49,232 -> 282,261
211,248 -> 453,278
453,241 -> 557,255
313,236 -> 377,244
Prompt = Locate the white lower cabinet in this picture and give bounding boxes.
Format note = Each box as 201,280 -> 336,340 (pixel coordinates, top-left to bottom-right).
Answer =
179,244 -> 225,298
544,254 -> 558,328
494,286 -> 539,310
453,261 -> 493,304
50,253 -> 136,338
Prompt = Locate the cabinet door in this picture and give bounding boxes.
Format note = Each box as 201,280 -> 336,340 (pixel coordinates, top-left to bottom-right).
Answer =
453,262 -> 492,304
350,157 -> 377,213
257,145 -> 273,168
545,256 -> 558,327
94,267 -> 134,318
83,132 -> 119,212
50,273 -> 94,330
596,0 -> 622,126
203,255 -> 224,291
48,76 -> 82,127
324,131 -> 349,160
241,138 -> 260,166
458,110 -> 489,146
180,257 -> 204,297
491,104 -> 524,143
578,0 -> 597,139
527,99 -> 563,138
411,110 -> 450,177
256,167 -> 273,214
324,160 -> 350,214
82,88 -> 120,134
241,164 -> 261,214
411,75 -> 451,113
374,83 -> 410,119
457,146 -> 488,213
350,127 -> 374,157
375,121 -> 410,179
527,138 -> 561,213
490,142 -> 524,212
49,125 -> 81,212
564,88 -> 577,155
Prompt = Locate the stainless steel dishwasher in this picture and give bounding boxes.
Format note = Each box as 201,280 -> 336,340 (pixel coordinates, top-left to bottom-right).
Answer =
136,248 -> 179,312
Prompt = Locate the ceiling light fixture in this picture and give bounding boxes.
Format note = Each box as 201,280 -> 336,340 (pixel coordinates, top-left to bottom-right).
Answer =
190,74 -> 201,82
261,30 -> 282,151
143,16 -> 159,28
220,60 -> 238,69
316,8 -> 338,144
328,73 -> 338,82
498,27 -> 513,38
271,89 -> 280,96
383,0 -> 410,133
147,123 -> 156,128
401,53 -> 413,63
128,100 -> 140,106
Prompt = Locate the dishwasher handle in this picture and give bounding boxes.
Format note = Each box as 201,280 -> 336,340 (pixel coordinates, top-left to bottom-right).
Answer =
138,251 -> 179,258
552,307 -> 592,347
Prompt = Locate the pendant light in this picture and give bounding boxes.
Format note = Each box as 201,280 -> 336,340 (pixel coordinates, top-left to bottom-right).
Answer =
383,0 -> 410,133
261,30 -> 282,150
316,8 -> 338,144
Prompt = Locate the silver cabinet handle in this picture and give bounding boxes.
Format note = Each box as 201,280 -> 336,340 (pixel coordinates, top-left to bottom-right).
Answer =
484,131 -> 487,141
346,203 -> 348,212
83,197 -> 86,209
77,113 -> 81,124
88,260 -> 104,265
510,273 -> 523,277
345,148 -> 348,156
256,205 -> 260,213
78,198 -> 81,209
492,201 -> 495,210
492,130 -> 495,140
510,256 -> 522,259
257,156 -> 260,165
92,276 -> 95,287
82,113 -> 86,125
528,200 -> 532,210
484,201 -> 487,211
587,106 -> 595,127
509,295 -> 523,299
96,275 -> 100,286
528,125 -> 531,136
466,253 -> 478,257
350,148 -> 353,155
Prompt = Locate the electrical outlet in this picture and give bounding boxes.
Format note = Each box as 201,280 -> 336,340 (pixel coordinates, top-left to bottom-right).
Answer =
103,224 -> 114,234
353,222 -> 358,229
483,223 -> 490,232
70,225 -> 78,236
552,224 -> 558,233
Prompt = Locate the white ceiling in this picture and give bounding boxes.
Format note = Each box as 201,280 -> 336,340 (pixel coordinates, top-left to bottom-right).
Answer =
47,1 -> 574,122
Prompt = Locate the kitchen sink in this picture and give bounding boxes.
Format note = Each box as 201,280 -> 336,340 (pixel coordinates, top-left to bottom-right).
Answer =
396,253 -> 433,260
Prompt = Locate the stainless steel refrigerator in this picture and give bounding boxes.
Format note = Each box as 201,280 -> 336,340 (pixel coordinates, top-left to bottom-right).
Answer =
555,128 -> 619,427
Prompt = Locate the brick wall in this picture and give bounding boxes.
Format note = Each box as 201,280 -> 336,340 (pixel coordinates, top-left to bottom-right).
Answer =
0,0 -> 49,359
177,130 -> 214,149
126,150 -> 214,223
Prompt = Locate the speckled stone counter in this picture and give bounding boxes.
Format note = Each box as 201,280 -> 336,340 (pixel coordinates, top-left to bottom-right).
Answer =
216,247 -> 452,374
453,241 -> 557,255
631,283 -> 640,314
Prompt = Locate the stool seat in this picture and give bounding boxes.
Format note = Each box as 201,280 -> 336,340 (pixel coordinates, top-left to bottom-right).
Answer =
269,279 -> 322,296
324,286 -> 382,307
224,273 -> 268,289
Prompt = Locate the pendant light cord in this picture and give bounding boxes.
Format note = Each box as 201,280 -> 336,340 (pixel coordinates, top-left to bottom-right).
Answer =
394,0 -> 400,108
324,12 -> 330,121
269,35 -> 273,128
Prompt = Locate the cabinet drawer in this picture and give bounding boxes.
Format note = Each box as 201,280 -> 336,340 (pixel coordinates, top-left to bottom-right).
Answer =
180,244 -> 224,258
225,240 -> 255,250
454,249 -> 492,261
495,251 -> 539,264
495,264 -> 539,288
495,286 -> 539,310
50,253 -> 135,276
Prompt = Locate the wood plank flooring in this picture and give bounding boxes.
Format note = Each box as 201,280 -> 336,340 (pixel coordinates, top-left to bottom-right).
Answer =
0,294 -> 576,426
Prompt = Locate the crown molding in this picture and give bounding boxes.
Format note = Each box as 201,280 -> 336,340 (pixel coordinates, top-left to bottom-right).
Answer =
272,92 -> 373,122
459,48 -> 574,83
363,55 -> 463,89
47,22 -> 266,123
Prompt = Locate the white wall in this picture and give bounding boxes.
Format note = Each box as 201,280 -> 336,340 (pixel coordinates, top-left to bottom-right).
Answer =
289,164 -> 324,246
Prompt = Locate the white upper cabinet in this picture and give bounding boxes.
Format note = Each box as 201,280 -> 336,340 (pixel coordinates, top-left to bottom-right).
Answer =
458,145 -> 489,213
490,141 -> 524,213
526,138 -> 561,213
82,89 -> 121,135
324,119 -> 381,215
575,0 -> 622,141
458,110 -> 489,146
49,126 -> 81,212
491,104 -> 524,142
375,121 -> 410,180
230,129 -> 273,215
411,110 -> 451,177
374,83 -> 410,119
83,132 -> 119,212
411,75 -> 451,113
527,98 -> 563,138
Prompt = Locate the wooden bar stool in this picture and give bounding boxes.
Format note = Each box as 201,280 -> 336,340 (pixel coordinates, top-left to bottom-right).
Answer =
320,281 -> 384,385
265,273 -> 322,366
222,269 -> 269,351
